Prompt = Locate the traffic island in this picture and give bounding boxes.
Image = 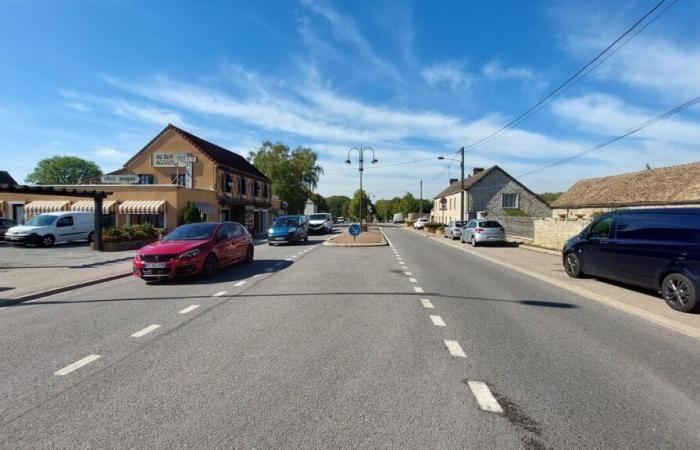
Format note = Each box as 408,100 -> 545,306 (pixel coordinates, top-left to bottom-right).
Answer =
324,227 -> 387,247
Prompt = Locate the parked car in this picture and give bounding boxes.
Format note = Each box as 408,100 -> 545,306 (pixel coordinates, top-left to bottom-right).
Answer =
444,220 -> 466,239
562,208 -> 700,313
133,222 -> 253,280
337,217 -> 345,224
392,213 -> 404,224
0,218 -> 17,239
460,219 -> 506,246
4,212 -> 94,246
413,218 -> 429,229
308,213 -> 333,234
268,215 -> 309,245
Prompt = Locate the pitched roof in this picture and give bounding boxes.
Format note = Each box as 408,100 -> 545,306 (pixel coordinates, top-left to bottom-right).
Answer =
124,124 -> 270,181
552,161 -> 700,209
433,166 -> 497,199
0,171 -> 18,185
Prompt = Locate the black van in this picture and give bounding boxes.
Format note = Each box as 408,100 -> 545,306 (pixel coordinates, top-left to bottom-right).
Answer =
562,208 -> 700,312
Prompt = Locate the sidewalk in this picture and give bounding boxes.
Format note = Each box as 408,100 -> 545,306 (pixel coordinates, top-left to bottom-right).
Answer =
403,227 -> 700,340
0,243 -> 134,302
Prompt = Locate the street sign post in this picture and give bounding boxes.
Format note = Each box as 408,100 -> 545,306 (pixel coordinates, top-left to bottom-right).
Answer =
348,223 -> 361,242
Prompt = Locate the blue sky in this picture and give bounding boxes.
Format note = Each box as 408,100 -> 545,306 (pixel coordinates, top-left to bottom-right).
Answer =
1,0 -> 700,198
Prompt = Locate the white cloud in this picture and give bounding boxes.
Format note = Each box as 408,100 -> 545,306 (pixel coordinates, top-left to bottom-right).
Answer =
421,63 -> 472,91
110,101 -> 185,126
65,102 -> 91,112
93,147 -> 129,159
481,61 -> 540,82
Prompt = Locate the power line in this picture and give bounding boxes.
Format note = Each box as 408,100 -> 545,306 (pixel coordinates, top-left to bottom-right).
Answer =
463,0 -> 675,152
519,94 -> 700,177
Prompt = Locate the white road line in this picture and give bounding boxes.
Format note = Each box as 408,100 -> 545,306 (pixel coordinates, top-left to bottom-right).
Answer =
421,299 -> 434,309
131,324 -> 161,338
212,291 -> 226,297
399,262 -> 406,266
430,315 -> 446,327
467,381 -> 503,413
408,277 -> 418,283
444,339 -> 466,358
404,271 -> 413,276
179,304 -> 200,314
414,286 -> 424,293
234,281 -> 246,287
54,354 -> 101,376
285,258 -> 292,261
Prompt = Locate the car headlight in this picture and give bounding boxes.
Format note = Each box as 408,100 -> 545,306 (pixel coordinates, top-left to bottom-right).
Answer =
289,227 -> 297,233
178,248 -> 201,259
268,228 -> 273,234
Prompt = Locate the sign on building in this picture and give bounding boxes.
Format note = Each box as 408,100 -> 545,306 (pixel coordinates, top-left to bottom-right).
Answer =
100,174 -> 139,184
152,153 -> 197,167
440,197 -> 447,211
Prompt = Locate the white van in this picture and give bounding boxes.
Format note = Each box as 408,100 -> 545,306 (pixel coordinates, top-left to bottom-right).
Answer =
392,213 -> 404,223
4,211 -> 95,246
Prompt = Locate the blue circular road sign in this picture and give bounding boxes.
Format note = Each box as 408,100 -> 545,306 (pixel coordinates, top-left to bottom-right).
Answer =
348,223 -> 361,236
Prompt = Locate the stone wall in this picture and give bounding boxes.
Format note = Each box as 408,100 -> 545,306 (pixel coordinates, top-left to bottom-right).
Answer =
533,218 -> 590,251
498,216 -> 534,239
468,169 -> 551,218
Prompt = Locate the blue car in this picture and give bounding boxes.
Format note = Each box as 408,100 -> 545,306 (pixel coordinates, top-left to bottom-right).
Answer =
562,208 -> 700,312
268,215 -> 309,245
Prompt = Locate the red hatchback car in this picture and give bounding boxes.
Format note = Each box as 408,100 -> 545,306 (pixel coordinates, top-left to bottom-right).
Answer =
133,222 -> 253,280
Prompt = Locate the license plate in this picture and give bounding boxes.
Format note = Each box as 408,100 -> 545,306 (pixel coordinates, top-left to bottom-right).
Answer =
273,237 -> 284,241
145,263 -> 167,269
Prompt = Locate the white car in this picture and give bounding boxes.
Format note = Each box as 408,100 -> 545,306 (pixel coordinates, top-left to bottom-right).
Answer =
307,213 -> 333,234
413,218 -> 429,229
4,211 -> 95,247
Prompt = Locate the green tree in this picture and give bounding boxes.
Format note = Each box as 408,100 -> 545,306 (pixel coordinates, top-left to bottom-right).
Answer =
249,142 -> 323,214
326,195 -> 351,219
307,192 -> 328,212
399,192 -> 419,215
539,192 -> 563,204
25,156 -> 102,185
183,203 -> 202,224
348,190 -> 373,221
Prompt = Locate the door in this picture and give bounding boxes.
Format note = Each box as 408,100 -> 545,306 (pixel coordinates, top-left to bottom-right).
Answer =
578,216 -> 615,276
230,223 -> 248,260
464,220 -> 476,241
55,215 -> 77,242
12,204 -> 24,224
214,223 -> 233,265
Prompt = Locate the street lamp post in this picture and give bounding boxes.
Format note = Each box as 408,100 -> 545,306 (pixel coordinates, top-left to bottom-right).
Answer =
346,147 -> 378,229
438,146 -> 465,223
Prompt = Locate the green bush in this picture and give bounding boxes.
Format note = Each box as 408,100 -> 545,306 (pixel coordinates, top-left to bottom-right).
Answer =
504,208 -> 529,217
102,223 -> 160,243
183,203 -> 202,224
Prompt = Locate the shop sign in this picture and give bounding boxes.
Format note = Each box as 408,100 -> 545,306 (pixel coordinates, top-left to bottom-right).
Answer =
100,174 -> 139,184
152,153 -> 197,167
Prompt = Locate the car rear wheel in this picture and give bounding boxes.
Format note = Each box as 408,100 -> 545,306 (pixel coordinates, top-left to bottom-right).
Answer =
661,273 -> 698,312
87,231 -> 94,243
202,254 -> 218,278
470,236 -> 477,247
41,234 -> 55,247
564,253 -> 583,278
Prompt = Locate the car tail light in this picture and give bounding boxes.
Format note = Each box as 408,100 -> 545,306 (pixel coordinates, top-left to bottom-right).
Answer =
474,227 -> 484,233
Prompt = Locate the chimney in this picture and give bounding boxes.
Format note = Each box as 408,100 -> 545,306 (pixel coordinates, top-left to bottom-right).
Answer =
449,178 -> 458,185
473,167 -> 484,176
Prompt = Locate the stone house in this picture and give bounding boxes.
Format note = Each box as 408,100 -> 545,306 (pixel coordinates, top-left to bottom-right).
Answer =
551,161 -> 700,220
431,166 -> 551,224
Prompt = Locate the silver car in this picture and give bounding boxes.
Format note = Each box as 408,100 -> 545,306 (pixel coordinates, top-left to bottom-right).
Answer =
460,220 -> 506,246
443,220 -> 466,240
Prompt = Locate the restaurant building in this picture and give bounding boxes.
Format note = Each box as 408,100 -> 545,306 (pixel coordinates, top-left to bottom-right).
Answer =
0,124 -> 273,233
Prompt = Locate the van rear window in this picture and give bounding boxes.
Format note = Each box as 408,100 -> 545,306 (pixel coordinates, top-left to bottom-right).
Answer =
616,214 -> 700,243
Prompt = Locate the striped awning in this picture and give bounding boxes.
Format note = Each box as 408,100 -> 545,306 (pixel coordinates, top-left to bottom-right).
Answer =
193,202 -> 218,215
25,200 -> 71,213
118,200 -> 165,215
71,199 -> 117,213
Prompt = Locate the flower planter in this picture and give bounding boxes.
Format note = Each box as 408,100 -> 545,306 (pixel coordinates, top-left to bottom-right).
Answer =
91,238 -> 157,252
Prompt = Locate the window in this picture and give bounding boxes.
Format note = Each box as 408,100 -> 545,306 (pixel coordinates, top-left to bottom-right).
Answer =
240,177 -> 247,195
171,173 -> 186,186
502,193 -> 518,209
616,213 -> 700,243
132,214 -> 165,228
56,216 -> 74,227
254,181 -> 260,197
263,184 -> 269,198
588,217 -> 613,239
138,174 -> 154,185
224,173 -> 232,193
216,224 -> 230,240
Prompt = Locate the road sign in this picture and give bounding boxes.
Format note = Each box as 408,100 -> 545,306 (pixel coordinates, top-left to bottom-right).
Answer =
440,197 -> 447,211
348,223 -> 361,237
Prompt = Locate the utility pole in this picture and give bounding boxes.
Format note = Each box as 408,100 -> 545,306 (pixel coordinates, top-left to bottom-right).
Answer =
419,180 -> 423,219
438,146 -> 465,222
346,147 -> 378,229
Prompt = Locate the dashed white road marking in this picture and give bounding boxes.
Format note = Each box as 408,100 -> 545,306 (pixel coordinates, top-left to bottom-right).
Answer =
467,381 -> 503,413
212,291 -> 226,297
404,271 -> 413,276
444,339 -> 466,357
420,299 -> 434,308
54,354 -> 101,376
414,286 -> 424,293
408,277 -> 418,283
430,315 -> 446,327
234,281 -> 246,287
399,262 -> 406,266
179,304 -> 200,314
131,324 -> 161,338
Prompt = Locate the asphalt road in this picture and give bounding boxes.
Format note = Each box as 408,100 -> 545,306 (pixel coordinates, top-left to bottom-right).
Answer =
1,227 -> 699,449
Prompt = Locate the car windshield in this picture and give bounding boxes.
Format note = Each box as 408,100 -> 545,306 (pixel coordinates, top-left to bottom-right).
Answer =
309,214 -> 328,220
479,221 -> 502,228
455,221 -> 466,227
164,223 -> 218,241
273,217 -> 298,227
26,215 -> 58,226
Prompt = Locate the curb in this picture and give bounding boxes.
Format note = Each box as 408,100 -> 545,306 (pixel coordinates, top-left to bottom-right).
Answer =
0,272 -> 132,307
323,232 -> 388,247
